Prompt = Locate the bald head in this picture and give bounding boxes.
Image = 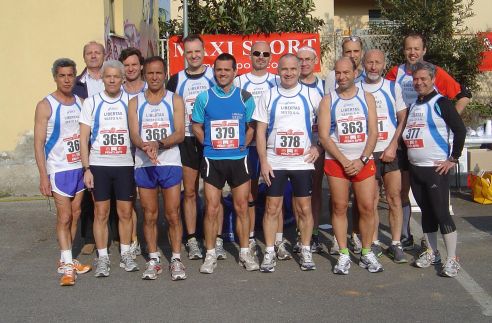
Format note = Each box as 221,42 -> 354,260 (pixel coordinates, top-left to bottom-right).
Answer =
363,49 -> 386,82
335,57 -> 357,71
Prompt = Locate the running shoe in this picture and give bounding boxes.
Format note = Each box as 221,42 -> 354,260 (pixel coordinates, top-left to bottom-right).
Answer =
275,240 -> 292,260
94,255 -> 111,278
371,243 -> 383,258
292,235 -> 301,254
169,258 -> 187,280
300,248 -> 316,271
200,253 -> 217,274
249,238 -> 259,256
239,251 -> 260,271
120,252 -> 139,272
440,257 -> 460,278
59,263 -> 76,286
142,259 -> 162,280
330,236 -> 340,255
57,259 -> 91,274
414,249 -> 441,268
130,241 -> 142,259
186,237 -> 203,260
349,234 -> 362,254
311,236 -> 323,253
359,251 -> 384,273
215,237 -> 227,260
333,253 -> 351,275
400,235 -> 414,251
387,243 -> 408,263
260,251 -> 277,273
420,237 -> 428,252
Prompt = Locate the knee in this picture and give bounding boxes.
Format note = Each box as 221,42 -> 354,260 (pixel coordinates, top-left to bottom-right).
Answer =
57,212 -> 72,227
265,200 -> 282,218
143,211 -> 158,226
295,203 -> 311,219
234,199 -> 248,216
184,187 -> 196,200
166,208 -> 181,227
357,200 -> 374,217
386,191 -> 402,210
332,201 -> 348,216
205,203 -> 220,219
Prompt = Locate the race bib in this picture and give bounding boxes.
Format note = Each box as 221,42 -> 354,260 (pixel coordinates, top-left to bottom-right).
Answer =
377,116 -> 389,141
63,134 -> 80,163
337,116 -> 366,143
99,128 -> 128,155
211,119 -> 239,149
142,121 -> 171,142
275,129 -> 306,156
403,123 -> 424,148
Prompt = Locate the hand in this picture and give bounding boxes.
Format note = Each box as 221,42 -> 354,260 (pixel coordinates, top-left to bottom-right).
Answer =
261,162 -> 275,186
143,141 -> 159,165
344,159 -> 363,177
435,160 -> 456,175
381,145 -> 397,163
84,169 -> 94,190
39,175 -> 52,197
304,145 -> 320,164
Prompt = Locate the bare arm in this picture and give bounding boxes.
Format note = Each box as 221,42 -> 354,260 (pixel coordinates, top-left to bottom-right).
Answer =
128,96 -> 145,150
79,123 -> 93,189
161,94 -> 185,148
192,122 -> 205,145
33,99 -> 52,197
255,121 -> 274,186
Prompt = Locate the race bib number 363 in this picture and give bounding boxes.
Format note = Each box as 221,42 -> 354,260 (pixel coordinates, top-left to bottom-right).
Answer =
338,116 -> 366,144
275,129 -> 306,156
99,128 -> 128,155
211,119 -> 239,149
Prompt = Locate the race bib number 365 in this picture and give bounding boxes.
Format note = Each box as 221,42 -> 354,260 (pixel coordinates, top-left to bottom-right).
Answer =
211,119 -> 239,149
275,129 -> 306,156
99,128 -> 128,155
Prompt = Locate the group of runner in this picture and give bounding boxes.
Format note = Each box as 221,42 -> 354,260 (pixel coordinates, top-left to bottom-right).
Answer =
34,32 -> 469,286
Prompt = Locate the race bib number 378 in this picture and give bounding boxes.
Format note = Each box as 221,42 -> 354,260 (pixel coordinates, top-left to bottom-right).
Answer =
275,129 -> 306,156
211,119 -> 239,149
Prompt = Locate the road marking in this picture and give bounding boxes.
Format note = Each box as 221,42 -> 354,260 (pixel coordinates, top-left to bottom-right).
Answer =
409,217 -> 492,316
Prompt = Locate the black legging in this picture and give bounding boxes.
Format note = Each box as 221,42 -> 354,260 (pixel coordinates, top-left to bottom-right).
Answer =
409,164 -> 456,234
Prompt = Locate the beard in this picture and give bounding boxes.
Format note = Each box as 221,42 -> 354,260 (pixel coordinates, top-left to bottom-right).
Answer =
366,72 -> 381,82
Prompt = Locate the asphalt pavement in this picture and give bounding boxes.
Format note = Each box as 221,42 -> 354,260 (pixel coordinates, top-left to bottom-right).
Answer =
0,189 -> 491,322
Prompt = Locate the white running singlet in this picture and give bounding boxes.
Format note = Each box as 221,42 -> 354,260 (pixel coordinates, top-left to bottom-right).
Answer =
395,64 -> 419,107
253,83 -> 321,170
122,82 -> 148,100
234,72 -> 278,145
175,67 -> 215,137
134,91 -> 182,168
325,88 -> 370,161
357,79 -> 406,153
403,94 -> 451,167
44,94 -> 83,175
79,91 -> 134,166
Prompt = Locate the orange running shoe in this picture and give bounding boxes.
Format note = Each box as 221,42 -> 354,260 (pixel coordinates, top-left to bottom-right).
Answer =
57,259 -> 92,274
59,264 -> 76,286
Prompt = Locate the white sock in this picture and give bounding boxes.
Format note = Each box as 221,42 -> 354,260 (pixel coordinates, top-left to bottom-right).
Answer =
424,232 -> 438,253
391,240 -> 400,246
171,252 -> 181,260
149,252 -> 161,261
61,249 -> 73,265
275,232 -> 283,243
120,243 -> 131,255
240,248 -> 249,255
373,240 -> 380,246
249,232 -> 255,239
442,231 -> 458,259
265,246 -> 275,253
206,249 -> 216,256
98,248 -> 108,258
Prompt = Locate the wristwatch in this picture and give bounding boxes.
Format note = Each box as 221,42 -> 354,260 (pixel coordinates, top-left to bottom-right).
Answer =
83,166 -> 91,172
448,156 -> 459,163
359,156 -> 370,165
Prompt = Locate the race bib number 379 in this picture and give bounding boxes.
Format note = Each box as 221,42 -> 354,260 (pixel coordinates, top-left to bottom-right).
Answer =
211,119 -> 239,149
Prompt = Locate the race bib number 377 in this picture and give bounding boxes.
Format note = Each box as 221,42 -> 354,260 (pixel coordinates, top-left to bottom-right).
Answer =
211,119 -> 239,149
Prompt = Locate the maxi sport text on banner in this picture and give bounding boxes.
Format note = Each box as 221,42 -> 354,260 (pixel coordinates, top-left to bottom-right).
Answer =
167,33 -> 321,75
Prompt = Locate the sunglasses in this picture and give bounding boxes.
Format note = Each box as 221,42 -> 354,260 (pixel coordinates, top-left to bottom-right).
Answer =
342,36 -> 362,44
252,51 -> 271,58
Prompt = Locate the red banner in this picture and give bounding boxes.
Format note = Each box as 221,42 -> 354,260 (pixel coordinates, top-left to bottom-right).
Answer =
479,32 -> 492,72
167,33 -> 321,76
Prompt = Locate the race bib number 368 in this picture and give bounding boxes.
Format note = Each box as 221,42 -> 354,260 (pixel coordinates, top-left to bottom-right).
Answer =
211,119 -> 239,149
275,129 -> 306,156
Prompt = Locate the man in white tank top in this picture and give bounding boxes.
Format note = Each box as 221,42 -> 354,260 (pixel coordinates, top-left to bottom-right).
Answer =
128,56 -> 187,281
80,60 -> 139,277
318,57 -> 382,275
234,41 -> 279,258
34,58 -> 91,286
359,49 -> 408,263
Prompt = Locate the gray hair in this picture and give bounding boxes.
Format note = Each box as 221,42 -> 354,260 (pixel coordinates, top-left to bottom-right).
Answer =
278,53 -> 300,69
51,58 -> 77,77
412,61 -> 436,78
101,60 -> 125,78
